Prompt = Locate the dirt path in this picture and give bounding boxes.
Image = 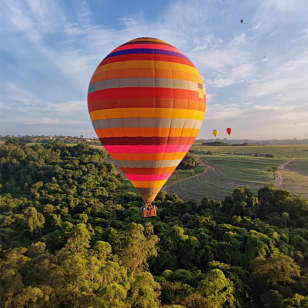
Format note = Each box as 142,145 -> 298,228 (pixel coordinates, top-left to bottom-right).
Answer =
276,158 -> 296,187
163,159 -> 215,191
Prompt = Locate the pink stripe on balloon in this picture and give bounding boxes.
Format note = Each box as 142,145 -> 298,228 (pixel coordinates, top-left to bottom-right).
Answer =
125,173 -> 172,181
113,43 -> 183,54
105,144 -> 192,154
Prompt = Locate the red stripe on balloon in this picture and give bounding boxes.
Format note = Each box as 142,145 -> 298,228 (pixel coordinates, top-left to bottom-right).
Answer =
113,43 -> 183,54
99,53 -> 195,67
105,144 -> 192,154
88,87 -> 202,103
88,97 -> 205,112
121,39 -> 173,47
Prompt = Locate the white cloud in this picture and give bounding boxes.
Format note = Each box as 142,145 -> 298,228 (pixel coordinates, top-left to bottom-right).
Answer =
261,0 -> 307,12
205,93 -> 215,103
4,1 -> 41,42
47,101 -> 85,113
0,83 -> 41,106
252,105 -> 295,112
210,63 -> 255,88
246,52 -> 308,101
206,104 -> 245,120
25,0 -> 66,33
23,118 -> 82,125
24,118 -> 61,125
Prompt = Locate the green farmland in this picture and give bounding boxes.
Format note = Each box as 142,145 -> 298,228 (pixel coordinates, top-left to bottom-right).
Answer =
165,144 -> 308,201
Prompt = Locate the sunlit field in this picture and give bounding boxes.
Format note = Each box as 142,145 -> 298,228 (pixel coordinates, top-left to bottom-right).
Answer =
165,144 -> 308,201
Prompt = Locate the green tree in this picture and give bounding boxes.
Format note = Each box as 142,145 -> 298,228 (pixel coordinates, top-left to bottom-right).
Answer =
23,207 -> 45,233
120,223 -> 159,275
198,269 -> 235,308
260,290 -> 284,308
283,293 -> 308,308
251,253 -> 301,287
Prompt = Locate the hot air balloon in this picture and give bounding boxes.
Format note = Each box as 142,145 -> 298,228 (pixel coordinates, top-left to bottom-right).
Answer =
226,128 -> 232,136
87,37 -> 206,217
212,129 -> 218,137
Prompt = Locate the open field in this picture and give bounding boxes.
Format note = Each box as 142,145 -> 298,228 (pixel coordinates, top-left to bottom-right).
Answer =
279,169 -> 308,199
165,144 -> 308,201
192,143 -> 308,159
286,158 -> 308,176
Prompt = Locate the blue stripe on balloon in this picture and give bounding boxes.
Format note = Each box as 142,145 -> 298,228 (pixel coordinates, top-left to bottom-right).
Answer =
104,48 -> 187,60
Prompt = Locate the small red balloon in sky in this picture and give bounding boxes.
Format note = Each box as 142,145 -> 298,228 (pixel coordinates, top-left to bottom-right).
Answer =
226,128 -> 232,136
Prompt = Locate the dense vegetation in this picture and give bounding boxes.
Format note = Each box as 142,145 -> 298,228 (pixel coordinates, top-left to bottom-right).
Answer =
178,153 -> 200,170
0,141 -> 308,307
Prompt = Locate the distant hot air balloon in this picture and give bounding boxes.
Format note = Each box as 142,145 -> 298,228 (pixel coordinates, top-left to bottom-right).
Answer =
240,19 -> 244,24
226,128 -> 232,136
212,129 -> 218,137
87,37 -> 206,216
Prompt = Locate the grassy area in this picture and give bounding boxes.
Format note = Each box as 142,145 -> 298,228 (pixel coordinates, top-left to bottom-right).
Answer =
280,170 -> 308,199
165,144 -> 308,201
166,155 -> 284,201
192,144 -> 308,159
166,165 -> 205,185
114,144 -> 308,201
286,158 -> 308,176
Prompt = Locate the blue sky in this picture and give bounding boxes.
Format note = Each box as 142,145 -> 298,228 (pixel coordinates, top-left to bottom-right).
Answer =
1,0 -> 308,139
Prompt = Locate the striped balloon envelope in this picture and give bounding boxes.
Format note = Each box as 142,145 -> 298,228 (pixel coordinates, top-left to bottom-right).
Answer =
88,37 -> 206,204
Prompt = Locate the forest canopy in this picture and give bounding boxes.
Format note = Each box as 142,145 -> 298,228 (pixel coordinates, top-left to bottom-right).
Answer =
0,142 -> 308,307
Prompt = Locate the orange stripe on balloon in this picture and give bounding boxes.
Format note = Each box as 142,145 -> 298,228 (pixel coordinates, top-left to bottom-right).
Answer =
90,108 -> 205,121
90,68 -> 202,84
120,166 -> 176,174
92,60 -> 202,78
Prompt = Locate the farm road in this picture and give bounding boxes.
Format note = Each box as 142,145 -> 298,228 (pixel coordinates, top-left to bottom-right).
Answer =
276,158 -> 296,187
163,159 -> 215,191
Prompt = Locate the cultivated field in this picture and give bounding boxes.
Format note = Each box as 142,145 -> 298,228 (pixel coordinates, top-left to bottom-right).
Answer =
165,144 -> 308,201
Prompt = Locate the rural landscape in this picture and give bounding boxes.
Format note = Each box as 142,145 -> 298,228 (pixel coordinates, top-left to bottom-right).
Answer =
1,0 -> 308,307
0,137 -> 308,307
166,142 -> 308,201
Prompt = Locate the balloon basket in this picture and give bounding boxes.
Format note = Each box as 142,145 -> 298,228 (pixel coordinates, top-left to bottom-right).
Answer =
141,204 -> 157,218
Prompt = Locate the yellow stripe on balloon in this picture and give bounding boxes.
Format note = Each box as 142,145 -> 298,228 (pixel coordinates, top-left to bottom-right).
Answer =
132,180 -> 167,188
90,68 -> 203,84
90,108 -> 205,121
